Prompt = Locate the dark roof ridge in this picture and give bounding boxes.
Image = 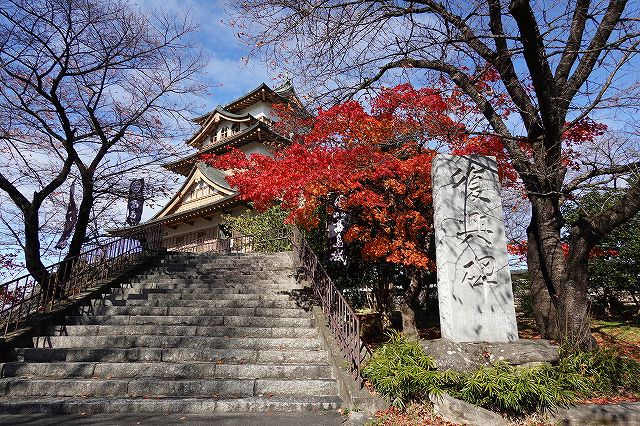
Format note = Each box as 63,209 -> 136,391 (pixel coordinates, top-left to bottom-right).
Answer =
163,121 -> 285,175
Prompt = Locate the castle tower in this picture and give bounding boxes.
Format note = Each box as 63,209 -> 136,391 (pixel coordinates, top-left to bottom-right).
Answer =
115,80 -> 301,251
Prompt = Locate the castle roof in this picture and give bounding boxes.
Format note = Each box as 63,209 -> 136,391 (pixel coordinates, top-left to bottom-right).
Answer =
108,162 -> 242,234
164,121 -> 288,176
193,80 -> 302,123
185,107 -> 258,149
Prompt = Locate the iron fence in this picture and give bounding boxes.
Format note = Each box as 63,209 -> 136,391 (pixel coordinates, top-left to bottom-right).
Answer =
1,224 -> 368,390
1,227 -> 163,337
291,228 -> 368,387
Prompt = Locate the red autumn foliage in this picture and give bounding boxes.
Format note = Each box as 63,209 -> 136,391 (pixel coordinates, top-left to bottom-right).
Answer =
507,240 -> 620,261
203,83 -> 605,270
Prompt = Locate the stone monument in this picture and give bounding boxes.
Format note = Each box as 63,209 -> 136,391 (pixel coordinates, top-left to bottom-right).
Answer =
432,154 -> 518,342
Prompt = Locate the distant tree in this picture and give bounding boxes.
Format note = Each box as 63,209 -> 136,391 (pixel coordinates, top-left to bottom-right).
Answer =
564,190 -> 640,315
234,0 -> 640,348
0,0 -> 205,287
222,205 -> 291,252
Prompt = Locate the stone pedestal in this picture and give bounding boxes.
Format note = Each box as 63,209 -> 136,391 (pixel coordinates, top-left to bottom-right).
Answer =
432,155 -> 518,342
420,339 -> 559,372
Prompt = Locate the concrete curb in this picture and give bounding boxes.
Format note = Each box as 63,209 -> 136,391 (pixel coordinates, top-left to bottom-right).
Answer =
549,402 -> 640,425
310,305 -> 388,417
429,392 -> 509,426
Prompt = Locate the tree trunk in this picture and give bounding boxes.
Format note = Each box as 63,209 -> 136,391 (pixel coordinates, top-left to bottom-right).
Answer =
64,176 -> 93,262
374,273 -> 393,330
562,226 -> 597,350
22,206 -> 50,289
399,269 -> 422,340
529,196 -> 596,349
526,220 -> 560,340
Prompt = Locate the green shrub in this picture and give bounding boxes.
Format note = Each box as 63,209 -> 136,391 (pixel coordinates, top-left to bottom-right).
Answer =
559,346 -> 640,397
222,205 -> 291,252
447,362 -> 583,414
363,333 -> 590,416
362,331 -> 459,408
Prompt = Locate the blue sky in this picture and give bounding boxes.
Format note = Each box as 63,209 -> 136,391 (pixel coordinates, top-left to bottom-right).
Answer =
0,1 -> 277,277
135,0 -> 275,113
127,0 -> 280,221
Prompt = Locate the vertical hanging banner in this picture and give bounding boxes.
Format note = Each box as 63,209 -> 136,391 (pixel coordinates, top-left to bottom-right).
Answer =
55,180 -> 78,250
327,194 -> 348,265
126,178 -> 145,226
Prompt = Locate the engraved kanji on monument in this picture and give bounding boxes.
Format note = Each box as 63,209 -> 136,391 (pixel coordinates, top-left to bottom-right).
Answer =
432,155 -> 518,342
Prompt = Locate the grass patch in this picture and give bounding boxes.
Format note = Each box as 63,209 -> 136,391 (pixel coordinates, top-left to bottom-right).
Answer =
592,319 -> 640,361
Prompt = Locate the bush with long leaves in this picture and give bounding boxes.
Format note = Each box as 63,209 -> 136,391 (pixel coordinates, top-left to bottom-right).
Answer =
362,332 -> 640,416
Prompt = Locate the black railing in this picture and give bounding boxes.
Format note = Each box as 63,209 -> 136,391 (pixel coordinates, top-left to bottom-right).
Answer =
291,228 -> 368,387
1,227 -> 163,337
2,224 -> 368,389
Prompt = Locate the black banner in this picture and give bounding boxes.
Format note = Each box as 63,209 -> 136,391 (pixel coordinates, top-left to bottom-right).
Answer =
126,178 -> 144,226
55,180 -> 78,250
327,194 -> 347,265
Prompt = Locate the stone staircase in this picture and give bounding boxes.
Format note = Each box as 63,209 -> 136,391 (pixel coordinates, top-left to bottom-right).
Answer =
0,251 -> 342,414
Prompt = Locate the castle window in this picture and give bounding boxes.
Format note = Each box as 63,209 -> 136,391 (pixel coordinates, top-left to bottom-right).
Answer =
221,126 -> 229,139
231,122 -> 240,133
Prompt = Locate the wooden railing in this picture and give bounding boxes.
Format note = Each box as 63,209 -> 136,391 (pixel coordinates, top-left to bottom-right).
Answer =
1,227 -> 163,337
173,227 -> 291,254
291,228 -> 369,387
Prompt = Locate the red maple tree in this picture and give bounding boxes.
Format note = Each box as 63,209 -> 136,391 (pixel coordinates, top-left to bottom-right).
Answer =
204,83 -> 608,266
205,84 -> 472,269
203,83 -> 609,333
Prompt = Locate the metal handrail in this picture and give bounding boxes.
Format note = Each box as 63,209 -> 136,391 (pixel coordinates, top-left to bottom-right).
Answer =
1,226 -> 163,337
291,228 -> 368,388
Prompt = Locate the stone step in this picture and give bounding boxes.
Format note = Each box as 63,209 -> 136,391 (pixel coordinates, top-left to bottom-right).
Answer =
162,251 -> 293,262
144,292 -> 301,301
113,284 -> 304,295
0,395 -> 342,414
0,377 -> 337,398
32,335 -> 323,350
96,297 -> 302,309
151,266 -> 295,275
138,274 -> 295,283
152,265 -> 295,275
163,252 -> 293,260
126,278 -> 299,287
83,306 -> 309,318
106,287 -> 302,299
119,280 -> 300,288
51,324 -> 318,338
16,347 -> 329,364
66,315 -> 314,328
1,362 -> 332,380
148,265 -> 295,273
